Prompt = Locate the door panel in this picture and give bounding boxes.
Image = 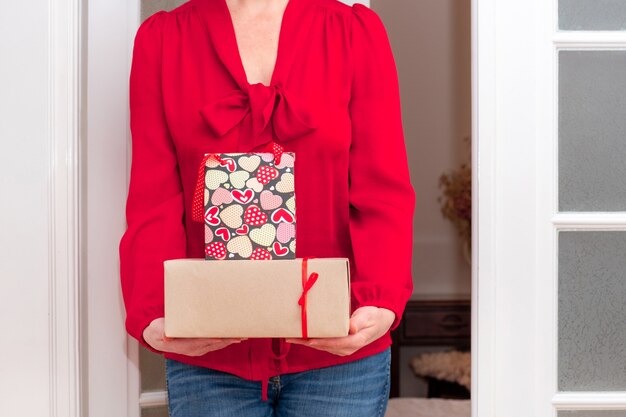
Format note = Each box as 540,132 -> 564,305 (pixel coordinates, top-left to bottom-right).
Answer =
558,231 -> 626,391
558,51 -> 626,211
559,0 -> 626,30
553,0 -> 626,414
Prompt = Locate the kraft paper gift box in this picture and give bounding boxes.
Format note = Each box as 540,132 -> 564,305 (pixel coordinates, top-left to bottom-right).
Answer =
163,257 -> 350,338
202,151 -> 296,260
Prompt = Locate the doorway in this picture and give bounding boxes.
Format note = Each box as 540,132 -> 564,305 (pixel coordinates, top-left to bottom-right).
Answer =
84,0 -> 626,417
86,0 -> 474,416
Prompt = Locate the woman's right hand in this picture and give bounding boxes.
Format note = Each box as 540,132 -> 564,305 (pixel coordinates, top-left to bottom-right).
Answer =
143,317 -> 247,356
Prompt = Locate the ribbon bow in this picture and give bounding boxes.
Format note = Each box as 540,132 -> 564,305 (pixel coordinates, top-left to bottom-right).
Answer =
190,142 -> 286,223
199,83 -> 318,151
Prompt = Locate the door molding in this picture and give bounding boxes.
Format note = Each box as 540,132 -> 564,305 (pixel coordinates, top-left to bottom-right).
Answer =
553,393 -> 626,410
472,0 -> 496,414
49,0 -> 85,415
473,0 -> 549,414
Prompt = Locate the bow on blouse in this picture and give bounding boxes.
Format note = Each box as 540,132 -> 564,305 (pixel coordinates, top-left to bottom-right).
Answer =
199,83 -> 318,150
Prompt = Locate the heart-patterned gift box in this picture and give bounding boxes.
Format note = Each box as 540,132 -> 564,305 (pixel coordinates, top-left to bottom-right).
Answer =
203,152 -> 296,260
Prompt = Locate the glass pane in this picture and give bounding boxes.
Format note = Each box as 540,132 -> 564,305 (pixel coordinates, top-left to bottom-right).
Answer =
558,231 -> 626,391
558,50 -> 626,211
141,0 -> 187,22
140,347 -> 166,391
558,412 -> 626,417
559,0 -> 626,30
142,406 -> 170,417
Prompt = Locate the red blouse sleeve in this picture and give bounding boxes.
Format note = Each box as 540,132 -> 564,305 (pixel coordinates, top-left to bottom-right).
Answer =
119,11 -> 187,353
348,4 -> 416,331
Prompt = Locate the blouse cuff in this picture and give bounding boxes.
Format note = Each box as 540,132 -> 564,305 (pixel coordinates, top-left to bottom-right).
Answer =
126,307 -> 165,354
351,282 -> 413,332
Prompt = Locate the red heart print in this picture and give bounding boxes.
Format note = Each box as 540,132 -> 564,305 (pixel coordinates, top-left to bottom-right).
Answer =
244,205 -> 268,226
235,224 -> 249,235
256,166 -> 278,185
250,248 -> 271,260
205,242 -> 227,259
271,208 -> 294,223
215,227 -> 230,241
219,158 -> 236,172
231,189 -> 255,204
204,206 -> 220,226
273,242 -> 289,256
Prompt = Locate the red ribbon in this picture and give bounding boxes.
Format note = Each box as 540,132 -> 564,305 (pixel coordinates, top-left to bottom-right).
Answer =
191,153 -> 225,223
191,141 -> 285,223
298,257 -> 319,339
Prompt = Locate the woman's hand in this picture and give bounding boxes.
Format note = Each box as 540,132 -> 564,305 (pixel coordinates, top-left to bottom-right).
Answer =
143,317 -> 247,356
285,306 -> 395,356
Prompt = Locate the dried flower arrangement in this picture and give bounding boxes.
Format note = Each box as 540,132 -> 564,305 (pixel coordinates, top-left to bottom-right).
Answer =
410,350 -> 471,390
437,136 -> 472,255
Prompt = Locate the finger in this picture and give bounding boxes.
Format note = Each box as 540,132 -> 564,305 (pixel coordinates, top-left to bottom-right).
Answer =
284,338 -> 311,345
199,340 -> 243,354
286,334 -> 358,345
164,338 -> 243,353
166,337 -> 245,344
308,336 -> 358,349
168,339 -> 242,356
298,340 -> 358,356
198,337 -> 246,343
310,327 -> 377,351
287,336 -> 353,352
349,311 -> 374,335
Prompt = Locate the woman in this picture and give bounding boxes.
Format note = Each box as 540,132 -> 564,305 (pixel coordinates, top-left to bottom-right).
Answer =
119,0 -> 415,415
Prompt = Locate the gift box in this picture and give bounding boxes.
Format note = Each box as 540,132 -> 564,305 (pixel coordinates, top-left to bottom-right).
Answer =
163,257 -> 350,338
202,151 -> 296,260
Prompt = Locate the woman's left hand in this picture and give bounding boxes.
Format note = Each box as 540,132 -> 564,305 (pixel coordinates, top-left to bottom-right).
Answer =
285,306 -> 395,356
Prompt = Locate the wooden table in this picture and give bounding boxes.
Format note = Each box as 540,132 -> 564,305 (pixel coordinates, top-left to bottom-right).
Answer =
390,296 -> 471,398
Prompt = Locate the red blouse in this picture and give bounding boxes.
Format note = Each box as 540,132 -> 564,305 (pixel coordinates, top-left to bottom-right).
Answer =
119,0 -> 415,400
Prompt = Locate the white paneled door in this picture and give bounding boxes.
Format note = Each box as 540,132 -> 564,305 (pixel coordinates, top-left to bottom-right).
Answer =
473,0 -> 626,417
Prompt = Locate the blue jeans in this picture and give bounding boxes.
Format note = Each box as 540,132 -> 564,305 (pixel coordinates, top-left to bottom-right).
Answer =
165,347 -> 391,417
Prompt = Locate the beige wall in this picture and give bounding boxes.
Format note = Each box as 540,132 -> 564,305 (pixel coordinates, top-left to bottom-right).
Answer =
373,0 -> 472,297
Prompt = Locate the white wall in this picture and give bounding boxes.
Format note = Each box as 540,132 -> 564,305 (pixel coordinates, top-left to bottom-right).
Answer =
373,0 -> 472,297
87,2 -> 139,417
1,0 -> 83,416
0,1 -> 52,415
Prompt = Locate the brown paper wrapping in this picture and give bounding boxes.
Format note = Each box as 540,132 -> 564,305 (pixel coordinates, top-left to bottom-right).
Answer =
164,258 -> 350,338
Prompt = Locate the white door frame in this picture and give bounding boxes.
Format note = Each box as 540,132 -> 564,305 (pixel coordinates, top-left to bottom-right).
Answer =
472,0 -> 546,415
474,0 -> 626,415
49,0 -> 84,415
